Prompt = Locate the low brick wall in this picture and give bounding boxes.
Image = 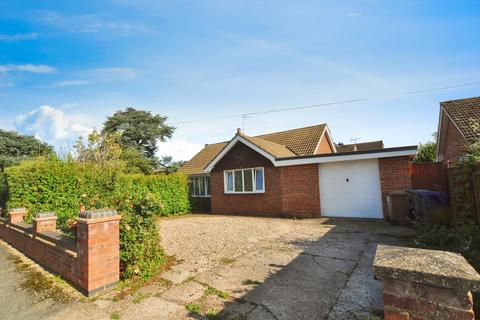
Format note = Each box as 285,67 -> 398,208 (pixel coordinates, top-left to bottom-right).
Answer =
0,208 -> 121,296
374,245 -> 480,320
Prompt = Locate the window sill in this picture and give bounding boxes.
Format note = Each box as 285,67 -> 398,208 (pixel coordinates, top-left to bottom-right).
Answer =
224,191 -> 265,195
191,195 -> 211,198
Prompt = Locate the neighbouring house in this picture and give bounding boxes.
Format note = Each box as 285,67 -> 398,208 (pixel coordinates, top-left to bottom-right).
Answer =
180,124 -> 417,219
436,96 -> 480,165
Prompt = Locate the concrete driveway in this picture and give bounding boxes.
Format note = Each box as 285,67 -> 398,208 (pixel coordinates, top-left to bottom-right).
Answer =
158,215 -> 413,320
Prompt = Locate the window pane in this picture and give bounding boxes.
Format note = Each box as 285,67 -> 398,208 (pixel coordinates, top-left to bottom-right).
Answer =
198,177 -> 205,195
255,169 -> 264,191
205,176 -> 210,195
243,169 -> 253,191
189,179 -> 194,195
194,177 -> 201,195
234,170 -> 243,192
226,172 -> 233,191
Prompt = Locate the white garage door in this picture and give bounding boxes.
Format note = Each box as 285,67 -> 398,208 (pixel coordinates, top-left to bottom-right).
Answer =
318,159 -> 383,218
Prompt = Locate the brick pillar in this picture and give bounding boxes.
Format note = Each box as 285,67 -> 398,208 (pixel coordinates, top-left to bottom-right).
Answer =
374,245 -> 480,320
9,208 -> 26,224
33,212 -> 57,233
76,209 -> 121,296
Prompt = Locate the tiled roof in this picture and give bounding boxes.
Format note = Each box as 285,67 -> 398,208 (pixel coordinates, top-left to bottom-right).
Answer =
179,142 -> 228,175
335,140 -> 384,153
239,134 -> 297,158
255,124 -> 326,156
441,97 -> 480,143
180,124 -> 327,175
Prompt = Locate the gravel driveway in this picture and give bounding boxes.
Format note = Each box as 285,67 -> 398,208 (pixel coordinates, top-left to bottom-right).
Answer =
158,215 -> 413,320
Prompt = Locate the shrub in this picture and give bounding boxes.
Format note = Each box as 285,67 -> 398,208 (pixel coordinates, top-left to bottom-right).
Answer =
0,172 -> 8,213
407,190 -> 449,223
0,156 -> 190,279
414,220 -> 480,314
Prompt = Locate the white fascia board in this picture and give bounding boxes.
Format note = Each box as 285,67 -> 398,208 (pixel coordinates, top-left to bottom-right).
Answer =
204,135 -> 275,173
435,107 -> 444,160
275,149 -> 417,167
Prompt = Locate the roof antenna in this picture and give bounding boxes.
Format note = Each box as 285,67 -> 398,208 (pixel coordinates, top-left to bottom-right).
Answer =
350,137 -> 360,151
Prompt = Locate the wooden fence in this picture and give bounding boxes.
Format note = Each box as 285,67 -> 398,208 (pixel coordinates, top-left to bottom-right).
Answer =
411,162 -> 447,191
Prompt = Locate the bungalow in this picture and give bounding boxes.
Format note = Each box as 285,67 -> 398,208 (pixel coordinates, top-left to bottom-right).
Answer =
180,124 -> 417,219
436,96 -> 480,165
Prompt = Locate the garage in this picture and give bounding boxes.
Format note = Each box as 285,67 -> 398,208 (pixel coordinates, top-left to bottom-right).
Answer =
318,159 -> 383,218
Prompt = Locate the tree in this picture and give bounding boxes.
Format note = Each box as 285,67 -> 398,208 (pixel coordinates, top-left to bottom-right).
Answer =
121,147 -> 155,175
73,130 -> 155,174
0,129 -> 53,170
102,108 -> 175,159
157,155 -> 186,174
415,133 -> 437,163
73,130 -> 123,164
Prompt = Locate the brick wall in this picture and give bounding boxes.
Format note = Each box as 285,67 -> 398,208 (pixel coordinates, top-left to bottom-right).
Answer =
0,209 -> 120,296
190,197 -> 211,212
374,245 -> 478,320
383,279 -> 474,319
279,164 -> 320,218
379,156 -> 413,217
210,142 -> 320,217
443,118 -> 468,165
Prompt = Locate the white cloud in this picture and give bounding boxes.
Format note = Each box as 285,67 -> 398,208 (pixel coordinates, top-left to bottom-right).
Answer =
0,33 -> 38,41
47,79 -> 91,88
0,82 -> 14,88
39,11 -> 156,34
15,105 -> 91,147
156,138 -> 204,161
0,64 -> 56,74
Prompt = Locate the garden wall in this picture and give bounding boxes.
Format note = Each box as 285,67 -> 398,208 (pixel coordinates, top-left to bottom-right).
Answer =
0,208 -> 120,296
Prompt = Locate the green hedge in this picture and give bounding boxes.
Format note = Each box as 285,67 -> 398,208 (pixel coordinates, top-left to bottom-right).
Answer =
0,157 -> 190,279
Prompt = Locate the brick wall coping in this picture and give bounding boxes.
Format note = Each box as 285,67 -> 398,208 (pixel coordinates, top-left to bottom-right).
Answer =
0,219 -> 77,257
374,245 -> 480,292
76,215 -> 121,225
79,209 -> 117,219
34,212 -> 57,219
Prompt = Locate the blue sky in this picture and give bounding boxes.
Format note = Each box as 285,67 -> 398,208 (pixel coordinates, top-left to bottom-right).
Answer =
1,1 -> 480,160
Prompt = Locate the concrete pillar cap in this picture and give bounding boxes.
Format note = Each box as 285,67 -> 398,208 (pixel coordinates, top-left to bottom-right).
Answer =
79,209 -> 118,220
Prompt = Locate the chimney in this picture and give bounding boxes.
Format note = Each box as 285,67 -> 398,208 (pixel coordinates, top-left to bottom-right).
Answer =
237,128 -> 241,134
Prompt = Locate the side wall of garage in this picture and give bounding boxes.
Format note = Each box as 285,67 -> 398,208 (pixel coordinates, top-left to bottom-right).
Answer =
378,156 -> 413,217
279,164 -> 320,218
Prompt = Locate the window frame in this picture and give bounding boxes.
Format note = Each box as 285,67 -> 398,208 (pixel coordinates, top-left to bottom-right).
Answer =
190,175 -> 211,197
223,167 -> 265,194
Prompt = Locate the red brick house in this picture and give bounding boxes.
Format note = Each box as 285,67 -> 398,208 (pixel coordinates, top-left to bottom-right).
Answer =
436,96 -> 480,165
180,124 -> 417,219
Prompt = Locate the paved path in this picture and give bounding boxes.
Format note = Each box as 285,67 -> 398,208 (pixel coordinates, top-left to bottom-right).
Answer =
0,244 -> 70,320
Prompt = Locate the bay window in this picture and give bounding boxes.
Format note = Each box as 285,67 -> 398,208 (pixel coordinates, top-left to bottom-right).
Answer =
190,175 -> 210,197
224,167 -> 265,194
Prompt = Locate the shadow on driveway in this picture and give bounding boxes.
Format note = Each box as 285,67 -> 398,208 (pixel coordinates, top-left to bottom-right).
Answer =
186,218 -> 412,320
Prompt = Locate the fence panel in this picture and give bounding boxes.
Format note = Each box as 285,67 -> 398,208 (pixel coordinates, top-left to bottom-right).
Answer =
411,162 -> 447,191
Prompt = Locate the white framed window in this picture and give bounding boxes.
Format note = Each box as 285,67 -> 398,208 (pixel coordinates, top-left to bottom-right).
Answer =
190,175 -> 210,197
223,167 -> 265,194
